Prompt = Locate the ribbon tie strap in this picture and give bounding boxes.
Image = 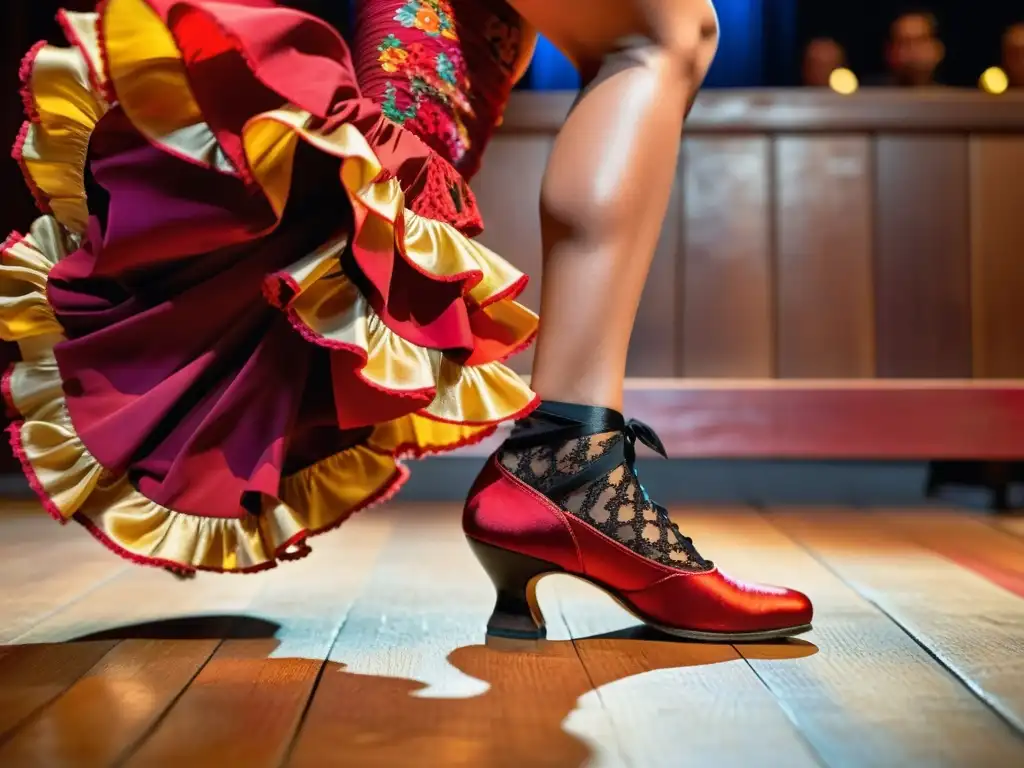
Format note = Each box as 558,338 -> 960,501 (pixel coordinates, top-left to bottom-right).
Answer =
624,418 -> 669,461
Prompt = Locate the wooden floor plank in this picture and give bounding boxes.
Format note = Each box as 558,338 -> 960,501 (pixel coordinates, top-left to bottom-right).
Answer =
769,509 -> 1024,739
0,641 -> 117,741
550,576 -> 821,767
883,509 -> 1024,600
0,639 -> 217,767
122,513 -> 394,768
686,508 -> 1024,766
14,553 -> 265,645
991,515 -> 1024,541
0,515 -> 270,761
0,511 -> 128,643
5,504 -> 1024,766
288,506 -> 599,768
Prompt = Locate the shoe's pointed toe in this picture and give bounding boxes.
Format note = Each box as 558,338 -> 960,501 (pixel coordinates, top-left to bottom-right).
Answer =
622,568 -> 813,641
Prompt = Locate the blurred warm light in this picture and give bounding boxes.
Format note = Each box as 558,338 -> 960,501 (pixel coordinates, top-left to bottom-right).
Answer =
979,67 -> 1009,94
828,68 -> 859,95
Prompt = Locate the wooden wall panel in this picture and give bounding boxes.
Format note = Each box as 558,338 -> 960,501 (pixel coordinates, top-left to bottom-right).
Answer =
775,137 -> 874,378
970,137 -> 1024,378
472,135 -> 551,374
874,136 -> 972,378
680,137 -> 773,377
456,380 -> 1024,460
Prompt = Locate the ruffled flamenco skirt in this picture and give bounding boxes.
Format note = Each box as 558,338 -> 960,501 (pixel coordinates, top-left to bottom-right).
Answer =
0,0 -> 538,574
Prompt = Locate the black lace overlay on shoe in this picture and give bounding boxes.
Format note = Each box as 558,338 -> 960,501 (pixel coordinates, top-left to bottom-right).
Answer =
498,403 -> 712,572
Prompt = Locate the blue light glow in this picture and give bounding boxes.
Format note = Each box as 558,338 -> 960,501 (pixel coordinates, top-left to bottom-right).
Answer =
522,0 -> 787,90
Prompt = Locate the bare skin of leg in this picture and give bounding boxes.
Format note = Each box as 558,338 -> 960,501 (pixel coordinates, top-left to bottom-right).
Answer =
506,0 -> 719,410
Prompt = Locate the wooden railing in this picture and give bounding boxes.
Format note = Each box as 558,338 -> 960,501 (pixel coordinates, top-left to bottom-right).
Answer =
466,89 -> 1024,458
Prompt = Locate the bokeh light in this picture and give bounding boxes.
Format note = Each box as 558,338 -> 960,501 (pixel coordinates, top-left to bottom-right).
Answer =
829,68 -> 859,95
979,67 -> 1009,94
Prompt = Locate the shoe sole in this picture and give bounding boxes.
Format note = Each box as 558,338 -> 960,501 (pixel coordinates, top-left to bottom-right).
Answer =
468,538 -> 813,644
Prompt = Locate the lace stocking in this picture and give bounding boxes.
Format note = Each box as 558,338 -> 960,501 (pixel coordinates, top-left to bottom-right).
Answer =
499,427 -> 711,572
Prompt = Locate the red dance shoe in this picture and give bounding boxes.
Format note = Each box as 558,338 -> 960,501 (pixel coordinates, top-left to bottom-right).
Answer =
463,402 -> 813,642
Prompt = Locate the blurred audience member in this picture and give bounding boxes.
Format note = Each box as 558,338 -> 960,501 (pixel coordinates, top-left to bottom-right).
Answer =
877,10 -> 945,87
802,38 -> 847,87
1004,23 -> 1024,88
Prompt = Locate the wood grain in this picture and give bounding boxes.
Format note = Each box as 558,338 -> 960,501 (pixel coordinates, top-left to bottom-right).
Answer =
0,639 -> 217,767
0,641 -> 116,739
991,516 -> 1024,542
15,551 -> 265,645
681,137 -> 773,377
775,136 -> 874,377
471,135 -> 551,375
551,577 -> 820,766
122,515 -> 393,768
874,136 -> 972,377
881,509 -> 1024,600
970,137 -> 1024,378
453,380 -> 1024,459
499,90 -> 1024,134
687,509 -> 1024,765
288,507 -> 597,768
0,510 -> 127,644
2,505 -> 1024,765
770,509 -> 1024,734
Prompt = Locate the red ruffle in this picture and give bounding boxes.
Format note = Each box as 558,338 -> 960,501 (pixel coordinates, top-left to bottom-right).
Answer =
102,0 -> 494,355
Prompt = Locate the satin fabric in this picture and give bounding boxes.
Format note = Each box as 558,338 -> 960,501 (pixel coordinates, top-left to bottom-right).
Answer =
1,0 -> 537,573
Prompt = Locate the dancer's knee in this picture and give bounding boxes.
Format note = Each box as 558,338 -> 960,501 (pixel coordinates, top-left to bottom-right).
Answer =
640,0 -> 719,85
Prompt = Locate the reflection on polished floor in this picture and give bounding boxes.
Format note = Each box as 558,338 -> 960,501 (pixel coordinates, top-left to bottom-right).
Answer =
0,500 -> 1023,767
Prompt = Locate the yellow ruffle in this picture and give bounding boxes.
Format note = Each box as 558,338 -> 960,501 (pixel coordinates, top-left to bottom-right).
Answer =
0,218 -> 71,341
245,107 -> 528,308
16,13 -> 108,235
101,0 -> 236,173
368,414 -> 495,458
3,0 -> 539,573
276,241 -> 535,421
97,0 -> 537,424
8,350 -> 409,572
1,217 -> 415,572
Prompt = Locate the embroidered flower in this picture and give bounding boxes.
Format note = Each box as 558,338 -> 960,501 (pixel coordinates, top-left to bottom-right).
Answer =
415,7 -> 441,35
435,52 -> 457,86
403,41 -> 432,72
376,1 -> 481,168
377,35 -> 409,73
395,1 -> 458,41
382,82 -> 418,124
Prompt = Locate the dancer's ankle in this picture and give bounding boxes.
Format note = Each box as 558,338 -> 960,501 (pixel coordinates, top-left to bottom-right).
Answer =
527,386 -> 623,415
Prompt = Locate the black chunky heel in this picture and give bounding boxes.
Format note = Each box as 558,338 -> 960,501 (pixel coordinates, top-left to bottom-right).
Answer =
466,537 -> 561,641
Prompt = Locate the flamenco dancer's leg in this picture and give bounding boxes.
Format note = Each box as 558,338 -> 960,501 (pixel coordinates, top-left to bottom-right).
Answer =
2,1 -> 537,575
464,0 -> 815,642
509,0 -> 720,409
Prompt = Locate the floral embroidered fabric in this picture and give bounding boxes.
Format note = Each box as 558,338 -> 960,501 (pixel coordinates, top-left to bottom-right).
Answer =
353,0 -> 524,179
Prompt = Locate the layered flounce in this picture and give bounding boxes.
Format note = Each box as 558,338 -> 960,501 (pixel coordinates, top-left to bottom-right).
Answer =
1,0 -> 537,574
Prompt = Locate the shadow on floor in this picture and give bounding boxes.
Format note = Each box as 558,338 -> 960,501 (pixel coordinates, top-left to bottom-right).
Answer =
69,615 -> 281,641
0,617 -> 820,767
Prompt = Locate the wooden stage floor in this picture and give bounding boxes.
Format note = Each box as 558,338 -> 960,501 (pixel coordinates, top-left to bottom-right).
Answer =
1,501 -> 1023,767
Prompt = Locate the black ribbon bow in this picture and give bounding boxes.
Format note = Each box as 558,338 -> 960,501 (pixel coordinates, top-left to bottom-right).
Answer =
624,418 -> 669,463
622,419 -> 694,543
